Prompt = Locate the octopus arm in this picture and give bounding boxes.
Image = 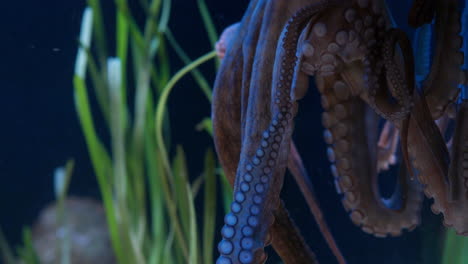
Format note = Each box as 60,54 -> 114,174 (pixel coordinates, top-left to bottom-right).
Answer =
213,1 -> 336,263
422,0 -> 464,119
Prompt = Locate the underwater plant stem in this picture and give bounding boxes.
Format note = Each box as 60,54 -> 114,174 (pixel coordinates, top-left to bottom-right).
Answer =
116,3 -> 130,126
138,0 -> 149,12
145,127 -> 167,262
54,161 -> 74,264
130,17 -> 156,171
0,229 -> 16,264
132,56 -> 151,216
154,50 -> 216,261
82,46 -> 111,124
442,229 -> 463,264
158,0 -> 171,33
155,50 -> 216,177
76,8 -> 111,123
166,29 -> 213,102
196,0 -> 218,47
87,0 -> 108,63
187,185 -> 199,264
74,75 -> 124,263
156,37 -> 171,91
108,58 -> 141,263
196,0 -> 220,70
202,149 -> 216,264
108,58 -> 128,207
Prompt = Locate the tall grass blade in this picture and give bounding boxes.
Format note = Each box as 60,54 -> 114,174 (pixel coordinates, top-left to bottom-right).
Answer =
86,0 -> 108,64
165,29 -> 213,102
17,228 -> 39,264
75,7 -> 93,80
219,170 -> 233,214
187,185 -> 199,264
158,0 -> 171,33
157,38 -> 171,90
116,1 -> 130,129
155,50 -> 217,180
54,160 -> 75,264
196,0 -> 220,69
195,117 -> 213,136
442,229 -> 465,264
196,0 -> 218,47
145,133 -> 166,262
70,1 -> 225,263
54,160 -> 74,200
163,229 -> 175,264
108,58 -> 129,202
203,148 -> 216,264
0,229 -> 16,264
191,174 -> 205,197
74,40 -> 124,263
172,146 -> 191,236
154,50 -> 216,261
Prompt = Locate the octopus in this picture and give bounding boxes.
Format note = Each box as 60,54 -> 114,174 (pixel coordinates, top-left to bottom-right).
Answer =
211,0 -> 468,263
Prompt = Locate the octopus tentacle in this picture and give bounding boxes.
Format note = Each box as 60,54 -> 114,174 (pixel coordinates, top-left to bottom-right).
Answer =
448,100 -> 468,201
365,28 -> 414,123
422,0 -> 464,119
407,92 -> 468,235
384,29 -> 416,180
408,0 -> 436,27
288,142 -> 346,264
270,202 -> 319,264
213,1 -> 318,263
296,0 -> 423,237
361,26 -> 417,184
217,16 -> 346,263
212,0 -> 256,188
217,2 -> 342,263
369,29 -> 415,180
317,74 -> 423,237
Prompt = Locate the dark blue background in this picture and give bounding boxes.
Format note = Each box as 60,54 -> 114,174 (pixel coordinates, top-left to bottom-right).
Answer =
0,0 -> 447,263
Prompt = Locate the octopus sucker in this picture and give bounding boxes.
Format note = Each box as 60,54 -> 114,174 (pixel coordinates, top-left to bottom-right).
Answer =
313,22 -> 328,37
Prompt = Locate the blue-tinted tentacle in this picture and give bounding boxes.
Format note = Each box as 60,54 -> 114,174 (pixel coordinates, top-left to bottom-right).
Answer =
216,1 -> 340,263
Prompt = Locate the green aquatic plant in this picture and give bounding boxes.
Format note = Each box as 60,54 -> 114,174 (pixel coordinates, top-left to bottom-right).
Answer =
0,0 -> 231,262
73,0 -> 231,264
0,160 -> 74,264
442,229 -> 468,264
